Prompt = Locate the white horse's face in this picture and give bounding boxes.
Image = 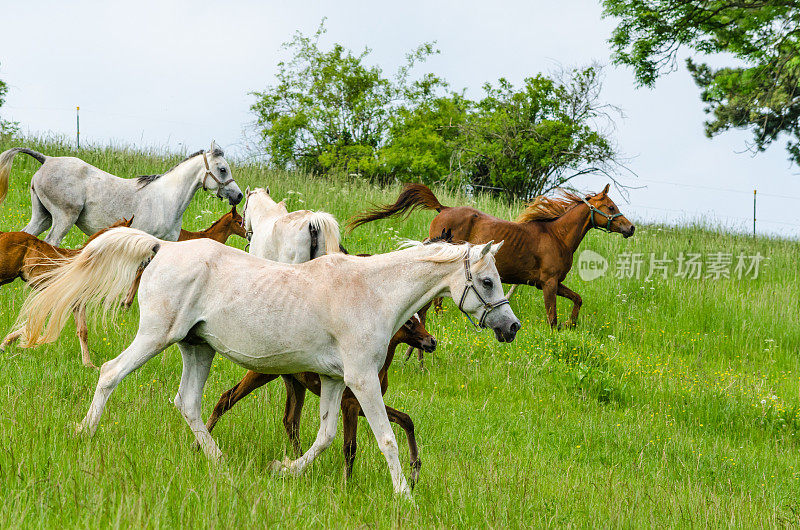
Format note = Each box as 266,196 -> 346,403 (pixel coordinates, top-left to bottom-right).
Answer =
203,142 -> 243,206
451,241 -> 521,343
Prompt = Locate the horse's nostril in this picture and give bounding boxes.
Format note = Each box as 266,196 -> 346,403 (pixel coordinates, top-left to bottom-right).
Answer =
509,321 -> 520,334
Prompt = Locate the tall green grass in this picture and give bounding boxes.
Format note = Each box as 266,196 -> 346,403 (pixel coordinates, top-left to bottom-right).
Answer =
0,136 -> 798,526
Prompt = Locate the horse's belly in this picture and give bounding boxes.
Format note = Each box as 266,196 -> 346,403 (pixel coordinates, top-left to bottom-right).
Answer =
217,348 -> 343,377
199,328 -> 343,377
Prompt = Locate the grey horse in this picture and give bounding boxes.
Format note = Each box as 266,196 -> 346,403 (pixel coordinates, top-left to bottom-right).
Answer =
0,141 -> 243,245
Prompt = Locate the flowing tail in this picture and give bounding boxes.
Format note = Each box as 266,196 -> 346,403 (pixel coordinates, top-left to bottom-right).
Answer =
347,183 -> 447,232
15,227 -> 161,347
0,148 -> 47,204
307,211 -> 342,259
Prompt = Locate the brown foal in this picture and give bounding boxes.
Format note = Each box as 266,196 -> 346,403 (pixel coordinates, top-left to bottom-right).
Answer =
349,183 -> 635,335
0,218 -> 134,367
177,205 -> 246,241
206,314 -> 437,487
122,206 -> 247,308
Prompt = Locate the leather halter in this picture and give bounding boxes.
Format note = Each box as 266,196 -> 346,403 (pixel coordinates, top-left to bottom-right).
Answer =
201,152 -> 234,194
239,191 -> 253,241
581,197 -> 623,232
457,244 -> 510,331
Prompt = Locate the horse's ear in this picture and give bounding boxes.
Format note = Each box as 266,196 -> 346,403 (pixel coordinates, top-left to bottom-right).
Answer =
127,215 -> 134,226
490,240 -> 504,255
265,186 -> 270,195
480,240 -> 494,257
245,186 -> 251,196
209,140 -> 217,152
445,228 -> 452,242
600,183 -> 610,196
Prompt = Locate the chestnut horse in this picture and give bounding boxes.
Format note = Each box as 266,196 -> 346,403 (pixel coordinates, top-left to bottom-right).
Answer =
0,218 -> 134,368
179,205 -> 246,242
349,183 -> 635,334
206,312 -> 436,486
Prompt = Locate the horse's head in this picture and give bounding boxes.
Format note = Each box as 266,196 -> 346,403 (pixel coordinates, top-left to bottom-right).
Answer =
451,241 -> 521,343
200,141 -> 243,206
396,313 -> 437,353
585,184 -> 635,238
227,206 -> 247,239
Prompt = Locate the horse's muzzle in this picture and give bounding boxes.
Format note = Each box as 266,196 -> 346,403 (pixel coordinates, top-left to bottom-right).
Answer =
493,319 -> 521,343
418,336 -> 437,353
623,225 -> 635,238
229,191 -> 244,206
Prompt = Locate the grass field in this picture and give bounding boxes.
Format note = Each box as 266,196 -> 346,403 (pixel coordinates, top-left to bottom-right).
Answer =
0,136 -> 799,527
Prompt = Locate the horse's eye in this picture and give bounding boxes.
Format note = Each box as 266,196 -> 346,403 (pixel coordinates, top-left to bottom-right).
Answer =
482,278 -> 493,289
220,167 -> 227,174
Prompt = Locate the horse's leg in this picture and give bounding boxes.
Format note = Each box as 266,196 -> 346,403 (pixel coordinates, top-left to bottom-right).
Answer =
557,283 -> 582,328
341,400 -> 360,479
432,297 -> 444,314
77,332 -> 170,436
543,278 -> 558,328
270,375 -> 345,477
0,326 -> 24,351
384,405 -> 421,488
122,267 -> 144,310
174,342 -> 221,460
22,188 -> 52,237
74,305 -> 96,369
506,284 -> 519,299
44,209 -> 80,247
281,376 -> 307,455
206,371 -> 278,433
346,371 -> 411,497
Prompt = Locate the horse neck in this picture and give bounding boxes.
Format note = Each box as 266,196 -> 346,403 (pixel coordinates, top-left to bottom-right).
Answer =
367,248 -> 460,330
547,203 -> 592,253
204,217 -> 236,243
142,157 -> 204,221
249,199 -> 286,228
381,336 -> 402,373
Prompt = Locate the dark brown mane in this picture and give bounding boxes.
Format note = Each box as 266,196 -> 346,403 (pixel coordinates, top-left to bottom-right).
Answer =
516,190 -> 584,223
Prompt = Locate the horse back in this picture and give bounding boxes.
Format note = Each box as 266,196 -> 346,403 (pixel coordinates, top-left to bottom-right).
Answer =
0,232 -> 71,284
429,206 -> 549,285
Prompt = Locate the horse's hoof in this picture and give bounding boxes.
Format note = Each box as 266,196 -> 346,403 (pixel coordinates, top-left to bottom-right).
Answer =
396,487 -> 415,504
410,459 -> 422,488
269,456 -> 294,476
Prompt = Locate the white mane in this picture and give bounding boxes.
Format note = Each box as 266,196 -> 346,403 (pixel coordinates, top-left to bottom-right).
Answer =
400,240 -> 495,270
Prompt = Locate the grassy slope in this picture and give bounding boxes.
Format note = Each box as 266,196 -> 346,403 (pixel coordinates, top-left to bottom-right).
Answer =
0,137 -> 798,527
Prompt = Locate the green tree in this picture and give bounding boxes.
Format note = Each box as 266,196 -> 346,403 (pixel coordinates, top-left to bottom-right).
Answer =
250,20 -> 439,175
378,92 -> 470,184
0,64 -> 18,137
603,0 -> 800,163
452,66 -> 623,201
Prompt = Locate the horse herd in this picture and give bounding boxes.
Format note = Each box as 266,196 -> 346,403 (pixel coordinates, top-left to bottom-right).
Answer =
0,142 -> 634,498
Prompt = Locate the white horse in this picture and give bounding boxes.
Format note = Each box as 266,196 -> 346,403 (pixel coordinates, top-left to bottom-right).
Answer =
16,228 -> 521,498
242,187 -> 341,262
0,141 -> 243,245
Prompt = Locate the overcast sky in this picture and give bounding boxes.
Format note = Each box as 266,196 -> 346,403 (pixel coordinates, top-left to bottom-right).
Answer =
1,0 -> 798,236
